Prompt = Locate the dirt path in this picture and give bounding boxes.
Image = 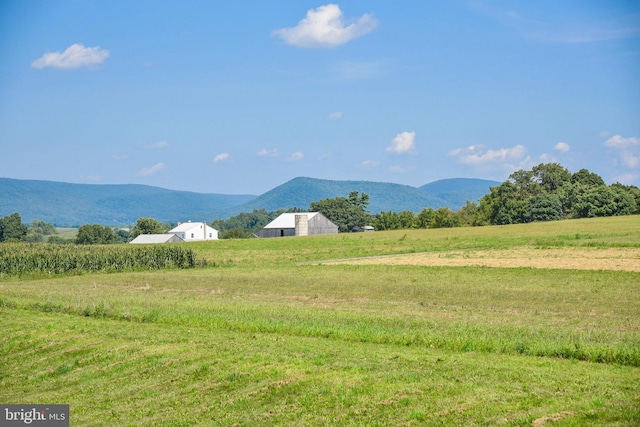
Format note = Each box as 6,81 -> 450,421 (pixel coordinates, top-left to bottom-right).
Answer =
321,247 -> 640,272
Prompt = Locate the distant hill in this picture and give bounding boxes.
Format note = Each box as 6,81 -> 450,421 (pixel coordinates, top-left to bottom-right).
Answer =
228,177 -> 448,215
0,176 -> 499,226
420,178 -> 500,209
0,178 -> 256,226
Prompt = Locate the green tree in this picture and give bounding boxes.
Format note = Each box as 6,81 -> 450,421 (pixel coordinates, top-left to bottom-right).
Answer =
75,224 -> 118,245
414,208 -> 435,229
130,217 -> 166,238
479,181 -> 527,225
371,211 -> 402,231
213,209 -> 288,236
0,212 -> 28,242
532,163 -> 571,193
29,220 -> 57,235
431,207 -> 459,228
455,201 -> 483,226
574,185 -> 636,218
221,228 -> 251,239
524,194 -> 564,222
571,169 -> 605,187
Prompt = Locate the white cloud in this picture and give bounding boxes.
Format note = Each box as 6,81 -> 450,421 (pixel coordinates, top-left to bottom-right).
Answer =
286,151 -> 304,161
112,154 -> 128,160
605,134 -> 640,148
32,43 -> 110,70
450,144 -> 527,166
257,148 -> 279,157
605,134 -> 640,171
137,162 -> 165,177
327,111 -> 343,121
360,159 -> 380,168
386,131 -> 416,154
613,173 -> 639,185
144,141 -> 169,149
213,153 -> 231,163
622,153 -> 640,169
554,142 -> 570,153
272,4 -> 378,48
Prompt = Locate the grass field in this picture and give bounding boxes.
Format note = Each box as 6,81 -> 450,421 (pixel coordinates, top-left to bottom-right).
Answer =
1,216 -> 639,426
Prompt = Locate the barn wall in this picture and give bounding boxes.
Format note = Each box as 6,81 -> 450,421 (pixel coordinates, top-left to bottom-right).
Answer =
254,228 -> 295,238
308,214 -> 339,235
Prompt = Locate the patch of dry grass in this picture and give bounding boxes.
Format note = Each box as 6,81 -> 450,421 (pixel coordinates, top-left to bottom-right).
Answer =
324,247 -> 640,271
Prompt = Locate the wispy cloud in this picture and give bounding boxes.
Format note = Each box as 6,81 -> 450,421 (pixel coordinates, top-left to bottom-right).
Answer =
213,153 -> 232,163
326,111 -> 343,121
386,131 -> 416,154
449,144 -> 528,169
554,142 -> 570,153
471,2 -> 640,44
137,162 -> 165,177
112,154 -> 128,160
605,134 -> 640,170
272,4 -> 378,48
286,151 -> 304,162
334,59 -> 388,80
257,148 -> 279,157
144,141 -> 169,149
32,43 -> 109,70
359,159 -> 380,168
605,134 -> 640,149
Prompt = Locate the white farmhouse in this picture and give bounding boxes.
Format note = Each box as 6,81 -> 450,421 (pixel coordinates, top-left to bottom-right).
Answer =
169,221 -> 218,241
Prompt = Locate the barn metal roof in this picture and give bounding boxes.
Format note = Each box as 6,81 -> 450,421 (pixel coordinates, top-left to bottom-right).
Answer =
262,212 -> 320,229
129,234 -> 184,244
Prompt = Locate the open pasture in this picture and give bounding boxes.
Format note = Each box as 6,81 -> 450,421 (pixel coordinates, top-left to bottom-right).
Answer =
1,216 -> 639,425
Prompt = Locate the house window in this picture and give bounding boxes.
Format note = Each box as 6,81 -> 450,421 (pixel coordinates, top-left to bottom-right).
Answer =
191,233 -> 194,238
208,233 -> 212,237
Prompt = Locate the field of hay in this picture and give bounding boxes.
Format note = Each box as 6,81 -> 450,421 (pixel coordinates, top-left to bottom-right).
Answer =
324,247 -> 640,271
1,216 -> 639,426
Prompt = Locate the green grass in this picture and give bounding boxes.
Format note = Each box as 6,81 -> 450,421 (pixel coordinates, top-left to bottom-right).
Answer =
1,216 -> 639,425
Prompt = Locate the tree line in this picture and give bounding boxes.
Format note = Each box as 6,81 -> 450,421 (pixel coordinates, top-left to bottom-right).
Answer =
2,163 -> 638,243
369,163 -> 639,230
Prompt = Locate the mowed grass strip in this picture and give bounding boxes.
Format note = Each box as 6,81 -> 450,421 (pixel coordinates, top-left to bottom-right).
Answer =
2,263 -> 639,366
2,309 -> 639,426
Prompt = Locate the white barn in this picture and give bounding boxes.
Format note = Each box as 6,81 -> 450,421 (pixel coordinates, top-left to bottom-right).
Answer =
254,212 -> 338,238
169,221 -> 218,241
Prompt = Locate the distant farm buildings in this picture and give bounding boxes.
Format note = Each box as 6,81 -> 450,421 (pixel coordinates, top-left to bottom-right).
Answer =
129,221 -> 218,244
254,212 -> 338,238
168,221 -> 218,241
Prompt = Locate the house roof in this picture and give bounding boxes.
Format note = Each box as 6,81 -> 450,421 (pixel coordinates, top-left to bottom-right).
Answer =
262,212 -> 321,229
169,222 -> 216,233
129,234 -> 184,244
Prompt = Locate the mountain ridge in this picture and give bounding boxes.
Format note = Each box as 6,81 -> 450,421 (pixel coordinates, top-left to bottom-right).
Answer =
0,176 -> 500,226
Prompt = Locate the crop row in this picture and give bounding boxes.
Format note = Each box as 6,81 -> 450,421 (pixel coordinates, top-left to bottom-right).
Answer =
0,243 -> 205,277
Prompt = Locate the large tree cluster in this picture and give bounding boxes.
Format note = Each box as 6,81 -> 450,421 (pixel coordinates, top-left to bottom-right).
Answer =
478,163 -> 639,225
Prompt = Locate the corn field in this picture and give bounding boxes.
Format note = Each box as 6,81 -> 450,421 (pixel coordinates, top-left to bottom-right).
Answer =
0,243 -> 205,277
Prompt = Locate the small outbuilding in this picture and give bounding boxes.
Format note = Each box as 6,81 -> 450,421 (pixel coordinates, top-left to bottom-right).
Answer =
130,234 -> 185,244
254,212 -> 338,238
169,221 -> 218,241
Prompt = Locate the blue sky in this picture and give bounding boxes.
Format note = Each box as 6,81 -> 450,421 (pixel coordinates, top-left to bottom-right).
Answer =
1,1 -> 639,195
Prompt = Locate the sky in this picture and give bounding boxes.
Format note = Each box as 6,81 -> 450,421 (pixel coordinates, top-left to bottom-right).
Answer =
0,1 -> 639,195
